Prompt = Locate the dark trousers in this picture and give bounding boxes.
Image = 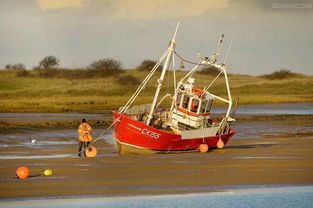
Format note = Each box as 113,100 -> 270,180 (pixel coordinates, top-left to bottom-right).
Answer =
78,141 -> 90,156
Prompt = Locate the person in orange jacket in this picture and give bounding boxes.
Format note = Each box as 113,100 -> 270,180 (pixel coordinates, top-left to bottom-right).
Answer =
78,118 -> 92,157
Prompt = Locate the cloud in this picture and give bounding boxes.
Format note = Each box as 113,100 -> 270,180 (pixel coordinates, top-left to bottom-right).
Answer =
38,0 -> 229,19
35,0 -> 313,18
108,0 -> 229,19
37,0 -> 83,10
35,0 -> 313,21
1,0 -> 312,75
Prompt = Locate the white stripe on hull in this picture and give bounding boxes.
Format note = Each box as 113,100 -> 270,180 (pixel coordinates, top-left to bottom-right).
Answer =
115,138 -> 151,150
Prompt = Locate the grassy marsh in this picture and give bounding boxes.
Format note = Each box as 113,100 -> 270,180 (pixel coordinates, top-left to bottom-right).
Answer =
0,70 -> 312,113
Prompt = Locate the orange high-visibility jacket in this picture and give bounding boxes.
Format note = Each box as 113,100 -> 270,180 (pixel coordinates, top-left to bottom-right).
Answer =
78,123 -> 92,142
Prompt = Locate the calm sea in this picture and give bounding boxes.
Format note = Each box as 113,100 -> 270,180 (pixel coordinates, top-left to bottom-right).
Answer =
1,185 -> 312,208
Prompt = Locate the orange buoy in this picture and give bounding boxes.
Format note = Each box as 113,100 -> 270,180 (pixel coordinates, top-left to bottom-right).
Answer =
199,144 -> 209,153
217,138 -> 224,149
85,146 -> 97,157
16,166 -> 29,179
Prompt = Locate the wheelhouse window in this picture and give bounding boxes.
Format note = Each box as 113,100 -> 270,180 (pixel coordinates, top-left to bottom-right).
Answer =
176,92 -> 182,106
190,98 -> 200,112
182,94 -> 189,109
200,99 -> 214,113
200,100 -> 208,113
207,100 -> 213,112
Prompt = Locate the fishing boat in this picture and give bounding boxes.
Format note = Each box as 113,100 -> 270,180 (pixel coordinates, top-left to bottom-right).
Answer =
112,23 -> 237,154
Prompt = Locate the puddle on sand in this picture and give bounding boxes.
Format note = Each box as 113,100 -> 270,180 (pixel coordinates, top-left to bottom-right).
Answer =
0,152 -> 117,160
0,130 -> 118,159
0,154 -> 76,160
248,142 -> 278,145
0,129 -> 80,141
234,156 -> 311,159
0,129 -> 115,159
20,140 -> 76,148
0,129 -> 115,146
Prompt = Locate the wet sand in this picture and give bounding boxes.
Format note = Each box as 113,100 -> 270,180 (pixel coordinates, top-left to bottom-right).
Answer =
0,136 -> 312,199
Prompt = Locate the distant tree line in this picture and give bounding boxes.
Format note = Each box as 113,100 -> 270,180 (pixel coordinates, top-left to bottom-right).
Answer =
2,55 -> 163,81
3,55 -> 304,80
4,56 -> 161,71
259,69 -> 304,80
5,63 -> 25,70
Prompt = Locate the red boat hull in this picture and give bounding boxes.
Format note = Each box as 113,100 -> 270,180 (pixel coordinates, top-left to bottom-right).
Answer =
113,111 -> 235,154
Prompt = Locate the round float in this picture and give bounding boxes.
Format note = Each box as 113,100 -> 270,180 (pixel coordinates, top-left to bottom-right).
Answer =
217,138 -> 224,149
85,146 -> 97,157
199,144 -> 209,153
16,166 -> 29,179
43,169 -> 53,176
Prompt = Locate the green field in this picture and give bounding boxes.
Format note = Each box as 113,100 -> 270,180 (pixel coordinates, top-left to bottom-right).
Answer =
0,70 -> 312,113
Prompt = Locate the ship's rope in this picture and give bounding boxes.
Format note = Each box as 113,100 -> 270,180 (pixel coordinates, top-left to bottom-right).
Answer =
204,70 -> 223,91
173,51 -> 208,66
92,120 -> 117,144
172,54 -> 177,91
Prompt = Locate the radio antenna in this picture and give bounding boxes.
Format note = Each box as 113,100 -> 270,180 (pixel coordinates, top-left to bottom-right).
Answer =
223,39 -> 233,65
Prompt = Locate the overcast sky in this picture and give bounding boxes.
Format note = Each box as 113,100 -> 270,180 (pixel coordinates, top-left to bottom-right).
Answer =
0,0 -> 312,75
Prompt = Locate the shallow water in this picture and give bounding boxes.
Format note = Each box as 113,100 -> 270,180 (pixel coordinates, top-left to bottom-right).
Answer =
0,112 -> 112,122
212,102 -> 313,115
0,120 -> 312,159
0,128 -> 116,159
0,153 -> 116,159
1,119 -> 312,153
0,128 -> 101,139
0,129 -> 115,146
1,185 -> 312,208
232,120 -> 313,139
0,103 -> 312,158
0,154 -> 76,159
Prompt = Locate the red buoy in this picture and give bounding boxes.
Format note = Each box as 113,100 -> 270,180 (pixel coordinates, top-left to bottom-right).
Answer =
199,144 -> 209,153
85,146 -> 97,157
16,166 -> 29,179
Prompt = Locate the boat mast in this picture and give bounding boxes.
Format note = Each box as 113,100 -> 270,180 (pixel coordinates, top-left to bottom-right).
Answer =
223,67 -> 232,119
146,22 -> 180,125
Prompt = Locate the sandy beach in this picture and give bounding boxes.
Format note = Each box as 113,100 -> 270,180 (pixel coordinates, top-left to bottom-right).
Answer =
0,135 -> 312,199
